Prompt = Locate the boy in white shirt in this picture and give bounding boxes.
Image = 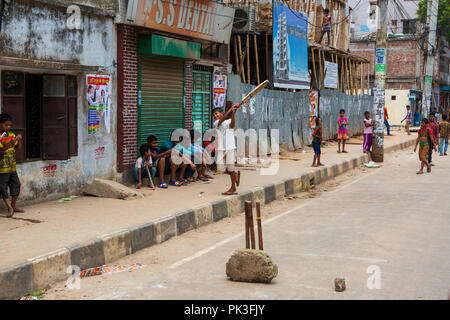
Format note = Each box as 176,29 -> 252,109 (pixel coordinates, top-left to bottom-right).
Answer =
134,144 -> 154,189
213,103 -> 241,195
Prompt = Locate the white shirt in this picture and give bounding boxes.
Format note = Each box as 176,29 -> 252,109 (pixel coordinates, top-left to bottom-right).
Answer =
135,156 -> 152,168
214,119 -> 236,151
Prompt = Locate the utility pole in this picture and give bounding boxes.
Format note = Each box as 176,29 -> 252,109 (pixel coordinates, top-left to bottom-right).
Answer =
421,0 -> 439,118
372,0 -> 388,162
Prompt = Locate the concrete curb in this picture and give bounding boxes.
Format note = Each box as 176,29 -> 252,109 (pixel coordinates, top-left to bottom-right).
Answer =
0,138 -> 415,299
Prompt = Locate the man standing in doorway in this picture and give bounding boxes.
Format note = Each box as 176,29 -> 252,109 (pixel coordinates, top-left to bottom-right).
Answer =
384,106 -> 391,136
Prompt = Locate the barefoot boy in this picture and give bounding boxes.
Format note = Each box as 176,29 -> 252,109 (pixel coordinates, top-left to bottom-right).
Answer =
337,109 -> 349,153
311,117 -> 324,167
213,103 -> 241,195
0,113 -> 23,217
363,111 -> 374,153
414,118 -> 436,174
318,8 -> 332,46
134,143 -> 154,189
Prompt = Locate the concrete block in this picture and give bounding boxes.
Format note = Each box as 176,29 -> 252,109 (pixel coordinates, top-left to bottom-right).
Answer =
264,184 -> 276,204
28,248 -> 71,291
250,187 -> 265,206
238,191 -> 253,212
211,199 -> 228,222
175,210 -> 197,235
292,176 -> 303,193
0,262 -> 33,300
226,195 -> 242,216
130,223 -> 157,253
284,178 -> 294,195
81,178 -> 142,200
193,203 -> 213,227
274,181 -> 285,200
99,229 -> 132,264
154,216 -> 176,243
69,239 -> 105,270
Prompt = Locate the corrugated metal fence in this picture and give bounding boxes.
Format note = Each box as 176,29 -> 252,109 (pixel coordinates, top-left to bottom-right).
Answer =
227,74 -> 374,151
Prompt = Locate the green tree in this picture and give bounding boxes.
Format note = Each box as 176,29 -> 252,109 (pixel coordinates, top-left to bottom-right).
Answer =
417,0 -> 450,42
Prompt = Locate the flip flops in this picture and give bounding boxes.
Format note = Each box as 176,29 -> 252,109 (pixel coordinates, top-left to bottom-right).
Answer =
169,180 -> 182,187
159,182 -> 168,189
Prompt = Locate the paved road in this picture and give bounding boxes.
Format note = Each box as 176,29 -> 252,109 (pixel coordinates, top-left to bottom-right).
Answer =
44,148 -> 450,300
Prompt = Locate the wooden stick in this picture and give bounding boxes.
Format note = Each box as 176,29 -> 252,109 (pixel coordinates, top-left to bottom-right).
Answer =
246,34 -> 250,84
311,48 -> 319,89
254,34 -> 260,85
245,201 -> 251,249
265,31 -> 269,81
318,49 -> 323,89
145,165 -> 155,190
256,201 -> 263,250
234,35 -> 240,77
237,35 -> 246,83
248,201 -> 256,249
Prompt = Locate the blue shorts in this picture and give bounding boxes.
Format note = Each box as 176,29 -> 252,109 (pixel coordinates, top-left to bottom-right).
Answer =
312,141 -> 321,155
321,26 -> 331,34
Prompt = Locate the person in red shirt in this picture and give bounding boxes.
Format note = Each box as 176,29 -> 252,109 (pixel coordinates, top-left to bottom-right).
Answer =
384,106 -> 391,136
414,118 -> 436,174
427,113 -> 439,165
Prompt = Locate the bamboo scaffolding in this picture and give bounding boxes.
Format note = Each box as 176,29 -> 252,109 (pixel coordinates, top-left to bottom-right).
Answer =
233,35 -> 240,76
237,35 -> 246,83
254,34 -> 260,85
311,48 -> 319,89
246,34 -> 250,84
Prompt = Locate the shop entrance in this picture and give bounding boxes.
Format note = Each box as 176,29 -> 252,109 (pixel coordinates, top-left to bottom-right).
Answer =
192,65 -> 212,133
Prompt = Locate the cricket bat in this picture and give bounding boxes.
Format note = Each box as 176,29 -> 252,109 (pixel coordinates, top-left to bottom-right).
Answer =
239,80 -> 270,106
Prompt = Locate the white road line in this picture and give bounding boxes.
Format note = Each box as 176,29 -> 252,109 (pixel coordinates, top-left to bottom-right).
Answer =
168,166 -> 381,270
295,253 -> 388,263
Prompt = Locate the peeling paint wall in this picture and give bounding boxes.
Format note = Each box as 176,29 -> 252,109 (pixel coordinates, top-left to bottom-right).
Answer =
0,0 -> 117,204
228,74 -> 373,151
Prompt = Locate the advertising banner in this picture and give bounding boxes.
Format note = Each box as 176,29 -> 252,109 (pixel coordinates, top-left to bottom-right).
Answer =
127,0 -> 235,44
324,61 -> 338,89
86,75 -> 111,134
309,90 -> 318,142
273,1 -> 309,89
213,72 -> 227,110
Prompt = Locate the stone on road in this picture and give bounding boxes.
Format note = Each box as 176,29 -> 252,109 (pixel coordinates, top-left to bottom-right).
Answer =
226,249 -> 278,283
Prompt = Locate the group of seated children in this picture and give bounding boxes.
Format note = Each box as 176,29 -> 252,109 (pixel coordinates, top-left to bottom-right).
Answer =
134,130 -> 216,189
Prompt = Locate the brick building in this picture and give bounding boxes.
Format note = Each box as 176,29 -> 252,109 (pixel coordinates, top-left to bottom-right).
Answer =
115,0 -> 234,180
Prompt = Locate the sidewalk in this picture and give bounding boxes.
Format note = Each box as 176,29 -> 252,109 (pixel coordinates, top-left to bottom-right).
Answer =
0,130 -> 416,299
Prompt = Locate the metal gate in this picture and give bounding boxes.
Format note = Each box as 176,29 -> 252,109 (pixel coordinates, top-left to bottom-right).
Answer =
192,65 -> 212,133
138,55 -> 185,146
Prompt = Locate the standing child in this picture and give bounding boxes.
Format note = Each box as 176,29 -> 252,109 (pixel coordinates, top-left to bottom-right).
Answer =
311,117 -> 324,167
400,105 -> 412,135
134,143 -> 154,189
318,8 -> 332,46
213,103 -> 241,195
414,118 -> 436,174
363,111 -> 374,153
337,109 -> 349,153
384,106 -> 391,136
427,113 -> 439,166
439,114 -> 450,156
0,114 -> 23,217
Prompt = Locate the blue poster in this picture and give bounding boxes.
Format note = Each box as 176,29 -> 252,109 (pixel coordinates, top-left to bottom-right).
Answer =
273,1 -> 309,89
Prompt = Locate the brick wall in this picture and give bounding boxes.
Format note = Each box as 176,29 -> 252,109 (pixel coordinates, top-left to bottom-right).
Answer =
184,62 -> 193,130
117,24 -> 139,173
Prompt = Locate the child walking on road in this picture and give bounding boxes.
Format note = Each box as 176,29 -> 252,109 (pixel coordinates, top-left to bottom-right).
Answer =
311,117 -> 324,167
0,114 -> 24,217
363,111 -> 374,153
337,109 -> 349,153
213,103 -> 241,195
414,118 -> 436,174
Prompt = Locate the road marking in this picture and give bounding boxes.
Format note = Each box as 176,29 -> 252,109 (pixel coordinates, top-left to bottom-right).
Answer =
293,253 -> 388,263
168,166 -> 381,270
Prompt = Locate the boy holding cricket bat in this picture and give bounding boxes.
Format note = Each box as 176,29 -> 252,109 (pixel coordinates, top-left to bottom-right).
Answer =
0,113 -> 23,217
213,103 -> 241,195
134,143 -> 154,189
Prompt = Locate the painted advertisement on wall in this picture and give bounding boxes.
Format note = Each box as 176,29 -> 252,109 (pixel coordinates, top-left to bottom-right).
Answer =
86,75 -> 111,134
213,72 -> 227,110
127,0 -> 235,44
309,90 -> 318,142
273,1 -> 309,89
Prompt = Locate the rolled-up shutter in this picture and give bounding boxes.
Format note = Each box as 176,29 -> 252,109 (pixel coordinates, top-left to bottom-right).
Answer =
139,55 -> 184,146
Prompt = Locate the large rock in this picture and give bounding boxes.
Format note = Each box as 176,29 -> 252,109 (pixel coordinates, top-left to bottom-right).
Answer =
82,178 -> 143,200
226,249 -> 278,283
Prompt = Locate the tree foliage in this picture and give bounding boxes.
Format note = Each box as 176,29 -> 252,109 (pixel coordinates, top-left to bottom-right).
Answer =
417,0 -> 450,42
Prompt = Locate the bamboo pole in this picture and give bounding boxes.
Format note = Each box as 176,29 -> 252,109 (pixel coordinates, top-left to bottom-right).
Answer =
367,62 -> 370,94
237,35 -> 246,83
360,62 -> 363,95
254,34 -> 260,85
318,49 -> 324,89
234,35 -> 240,77
246,34 -> 250,84
311,48 -> 319,89
344,56 -> 349,95
265,31 -> 269,81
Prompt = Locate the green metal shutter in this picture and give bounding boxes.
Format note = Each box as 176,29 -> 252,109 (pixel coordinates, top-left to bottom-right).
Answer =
138,55 -> 185,146
192,65 -> 212,133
